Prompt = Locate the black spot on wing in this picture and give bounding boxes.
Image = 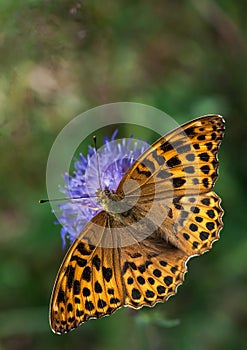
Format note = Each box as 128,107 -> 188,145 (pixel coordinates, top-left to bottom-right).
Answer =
65,266 -> 75,289
94,281 -> 103,293
92,255 -> 101,271
82,266 -> 92,282
167,156 -> 181,167
103,267 -> 113,282
173,177 -> 186,188
132,288 -> 141,300
77,243 -> 91,255
71,256 -> 87,267
73,280 -> 80,295
57,289 -> 65,303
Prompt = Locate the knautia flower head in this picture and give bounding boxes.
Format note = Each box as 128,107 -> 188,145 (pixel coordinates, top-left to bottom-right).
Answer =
56,130 -> 149,248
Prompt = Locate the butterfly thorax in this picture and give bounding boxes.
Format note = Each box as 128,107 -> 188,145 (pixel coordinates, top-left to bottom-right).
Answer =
96,188 -> 126,213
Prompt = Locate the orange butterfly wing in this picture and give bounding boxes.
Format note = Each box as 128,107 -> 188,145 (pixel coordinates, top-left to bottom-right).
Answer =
50,115 -> 225,333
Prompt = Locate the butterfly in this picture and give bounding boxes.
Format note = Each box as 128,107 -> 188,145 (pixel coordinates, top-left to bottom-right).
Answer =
49,114 -> 225,334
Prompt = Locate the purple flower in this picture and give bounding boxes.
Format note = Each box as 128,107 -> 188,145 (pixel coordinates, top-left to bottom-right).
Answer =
56,131 -> 149,248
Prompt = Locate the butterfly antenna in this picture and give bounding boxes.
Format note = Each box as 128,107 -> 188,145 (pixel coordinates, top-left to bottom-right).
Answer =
93,135 -> 103,191
39,197 -> 69,204
39,196 -> 100,211
39,195 -> 97,204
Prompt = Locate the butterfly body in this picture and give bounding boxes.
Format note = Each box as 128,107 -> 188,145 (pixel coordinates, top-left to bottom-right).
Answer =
50,115 -> 225,334
96,188 -> 122,211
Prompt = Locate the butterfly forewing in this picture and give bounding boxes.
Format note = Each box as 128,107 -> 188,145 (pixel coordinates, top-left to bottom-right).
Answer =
117,115 -> 225,199
50,114 -> 225,333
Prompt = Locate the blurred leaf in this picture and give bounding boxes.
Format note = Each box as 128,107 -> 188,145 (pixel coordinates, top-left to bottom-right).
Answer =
135,310 -> 180,328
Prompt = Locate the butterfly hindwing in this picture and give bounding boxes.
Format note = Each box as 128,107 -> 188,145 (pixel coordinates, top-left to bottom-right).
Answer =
120,237 -> 188,308
159,192 -> 223,255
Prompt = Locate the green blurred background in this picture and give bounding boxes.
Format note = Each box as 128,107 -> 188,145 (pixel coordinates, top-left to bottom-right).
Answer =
0,1 -> 246,349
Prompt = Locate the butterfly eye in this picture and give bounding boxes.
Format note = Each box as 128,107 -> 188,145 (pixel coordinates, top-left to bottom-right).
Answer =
104,188 -> 110,195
